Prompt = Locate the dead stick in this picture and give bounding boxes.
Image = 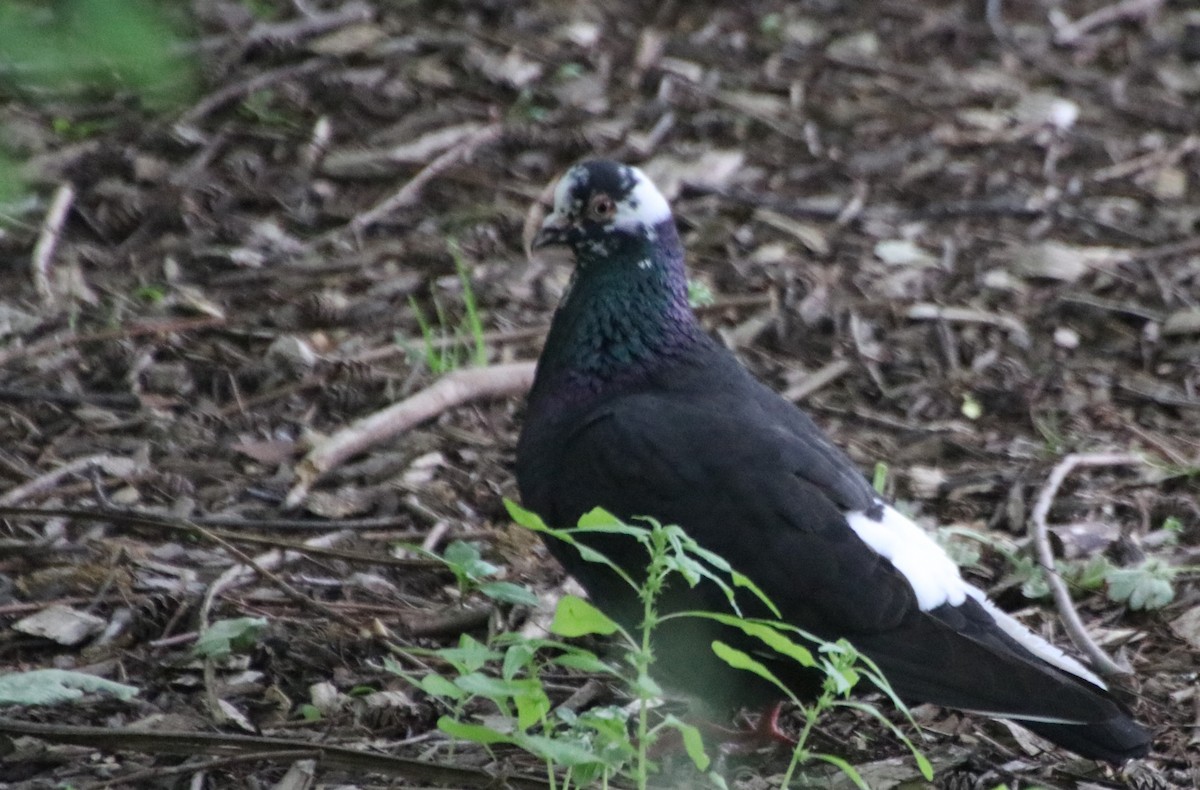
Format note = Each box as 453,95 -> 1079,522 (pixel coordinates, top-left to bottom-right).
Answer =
0,505 -> 442,569
0,717 -> 552,789
286,361 -> 535,508
177,58 -> 331,129
30,183 -> 75,305
1054,0 -> 1164,46
0,454 -> 130,506
0,316 -> 225,369
347,123 -> 505,236
1029,452 -> 1144,677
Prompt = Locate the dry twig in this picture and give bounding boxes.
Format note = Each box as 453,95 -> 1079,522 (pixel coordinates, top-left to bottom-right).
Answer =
345,122 -> 506,238
1053,0 -> 1164,47
1029,452 -> 1145,678
30,183 -> 75,305
286,361 -> 535,507
0,455 -> 135,506
176,58 -> 332,130
0,717 -> 552,789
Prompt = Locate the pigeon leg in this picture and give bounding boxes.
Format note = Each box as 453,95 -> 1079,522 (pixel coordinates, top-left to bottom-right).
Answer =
649,702 -> 797,759
717,701 -> 797,755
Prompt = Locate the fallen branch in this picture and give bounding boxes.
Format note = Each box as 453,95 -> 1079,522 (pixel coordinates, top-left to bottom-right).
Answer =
344,122 -> 505,239
1053,0 -> 1164,47
0,717 -> 552,789
0,454 -> 138,506
286,361 -> 535,508
176,58 -> 332,131
782,358 -> 853,403
1029,452 -> 1145,678
30,182 -> 75,305
0,316 -> 225,369
0,506 -> 443,570
197,527 -> 352,627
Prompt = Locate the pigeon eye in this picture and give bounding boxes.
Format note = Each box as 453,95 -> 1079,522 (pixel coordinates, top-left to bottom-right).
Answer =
588,194 -> 616,221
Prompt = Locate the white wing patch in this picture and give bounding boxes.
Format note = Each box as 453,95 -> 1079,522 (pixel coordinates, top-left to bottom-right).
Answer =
964,586 -> 1107,689
846,502 -> 1107,691
845,503 -> 968,610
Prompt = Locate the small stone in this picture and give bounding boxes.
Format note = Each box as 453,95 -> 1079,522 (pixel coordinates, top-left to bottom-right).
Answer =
266,335 -> 318,369
1053,327 -> 1080,349
110,486 -> 141,506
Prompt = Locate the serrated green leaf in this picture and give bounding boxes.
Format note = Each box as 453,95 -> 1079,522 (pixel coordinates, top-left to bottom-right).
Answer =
710,640 -> 790,697
728,575 -> 779,618
505,499 -> 549,531
193,617 -> 267,659
502,642 -> 536,680
675,613 -> 816,668
513,685 -> 551,731
454,672 -> 536,702
550,595 -> 619,637
479,580 -> 540,606
551,651 -> 617,675
659,715 -> 711,771
0,669 -> 139,706
813,752 -> 869,789
419,674 -> 465,700
632,672 -> 663,698
437,716 -> 513,745
515,733 -> 604,767
577,507 -> 622,529
443,540 -> 497,580
1106,559 -> 1177,610
1070,555 -> 1112,590
434,634 -> 501,673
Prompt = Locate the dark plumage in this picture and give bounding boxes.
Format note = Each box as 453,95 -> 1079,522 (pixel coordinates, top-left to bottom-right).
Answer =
515,159 -> 1151,762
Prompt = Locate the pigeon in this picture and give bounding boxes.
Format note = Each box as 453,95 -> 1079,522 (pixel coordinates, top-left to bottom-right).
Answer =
515,159 -> 1151,762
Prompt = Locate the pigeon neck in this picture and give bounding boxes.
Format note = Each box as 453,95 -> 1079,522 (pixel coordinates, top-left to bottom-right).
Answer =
537,219 -> 702,392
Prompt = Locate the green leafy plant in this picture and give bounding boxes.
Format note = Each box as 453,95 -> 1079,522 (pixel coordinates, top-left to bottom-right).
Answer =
872,461 -> 889,496
687,279 -> 716,308
395,503 -> 932,789
404,241 -> 488,374
0,669 -> 139,706
193,617 -> 268,660
1105,558 -> 1177,611
945,524 -> 1181,611
399,539 -> 540,607
0,0 -> 198,107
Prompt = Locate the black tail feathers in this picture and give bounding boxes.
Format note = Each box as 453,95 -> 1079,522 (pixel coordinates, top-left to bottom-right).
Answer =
1018,714 -> 1151,763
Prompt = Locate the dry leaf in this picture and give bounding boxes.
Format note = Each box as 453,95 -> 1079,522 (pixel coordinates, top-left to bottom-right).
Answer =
231,438 -> 298,465
1162,308 -> 1200,336
754,208 -> 829,256
1169,606 -> 1200,650
307,23 -> 386,55
643,150 -> 744,199
13,605 -> 106,646
874,239 -> 939,268
1010,241 -> 1130,282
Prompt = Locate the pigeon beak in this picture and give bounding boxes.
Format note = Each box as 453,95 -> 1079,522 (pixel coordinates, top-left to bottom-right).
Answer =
533,210 -> 571,249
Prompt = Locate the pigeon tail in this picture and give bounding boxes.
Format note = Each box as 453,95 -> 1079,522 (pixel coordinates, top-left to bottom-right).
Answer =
1019,715 -> 1151,762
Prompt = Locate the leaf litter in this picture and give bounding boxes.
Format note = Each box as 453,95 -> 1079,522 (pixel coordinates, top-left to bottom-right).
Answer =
1,0 -> 1198,787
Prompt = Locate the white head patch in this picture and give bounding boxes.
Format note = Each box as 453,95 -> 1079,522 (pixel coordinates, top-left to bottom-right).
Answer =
611,165 -> 671,232
547,161 -> 672,242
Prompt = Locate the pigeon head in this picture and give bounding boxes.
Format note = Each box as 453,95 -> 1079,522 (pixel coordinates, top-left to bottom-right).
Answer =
533,160 -> 673,265
528,160 -> 704,392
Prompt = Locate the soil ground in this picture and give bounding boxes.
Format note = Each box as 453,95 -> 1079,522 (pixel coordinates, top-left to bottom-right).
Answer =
1,1 -> 1198,788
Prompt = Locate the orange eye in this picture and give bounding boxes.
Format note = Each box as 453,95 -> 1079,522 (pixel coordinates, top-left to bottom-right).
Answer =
588,194 -> 616,221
